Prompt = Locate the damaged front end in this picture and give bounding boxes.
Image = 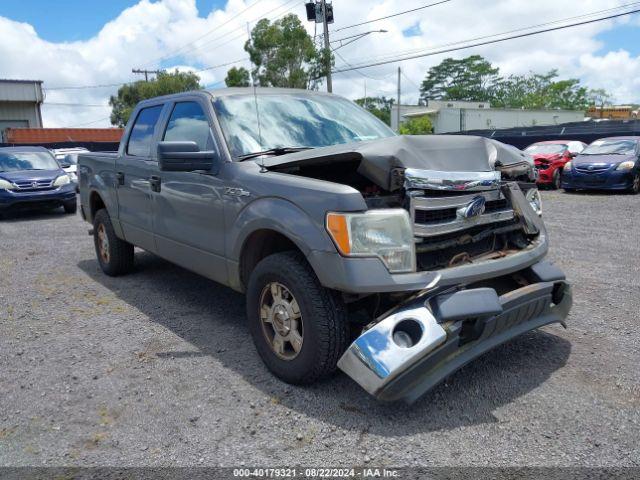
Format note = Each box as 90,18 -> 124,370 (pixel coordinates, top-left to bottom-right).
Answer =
264,135 -> 570,402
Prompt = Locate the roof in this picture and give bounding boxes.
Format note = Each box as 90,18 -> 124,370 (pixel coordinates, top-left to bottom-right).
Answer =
530,140 -> 576,145
207,87 -> 330,97
4,128 -> 124,144
0,79 -> 43,84
597,136 -> 640,141
0,146 -> 51,153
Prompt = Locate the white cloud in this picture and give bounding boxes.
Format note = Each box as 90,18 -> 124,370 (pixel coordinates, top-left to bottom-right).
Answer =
0,0 -> 638,127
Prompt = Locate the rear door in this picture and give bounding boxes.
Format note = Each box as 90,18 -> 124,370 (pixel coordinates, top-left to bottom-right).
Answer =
115,104 -> 165,252
151,98 -> 229,284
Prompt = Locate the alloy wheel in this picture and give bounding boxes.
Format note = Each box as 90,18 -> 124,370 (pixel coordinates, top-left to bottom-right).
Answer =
97,224 -> 110,264
259,282 -> 304,360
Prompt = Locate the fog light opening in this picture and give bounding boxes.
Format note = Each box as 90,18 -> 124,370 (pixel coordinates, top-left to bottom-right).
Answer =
392,318 -> 423,348
552,282 -> 566,306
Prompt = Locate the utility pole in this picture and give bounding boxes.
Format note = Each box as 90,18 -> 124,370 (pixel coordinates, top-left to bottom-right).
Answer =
397,66 -> 401,132
132,69 -> 162,82
321,0 -> 332,93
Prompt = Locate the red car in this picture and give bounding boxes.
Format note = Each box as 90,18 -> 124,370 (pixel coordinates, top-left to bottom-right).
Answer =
524,141 -> 587,189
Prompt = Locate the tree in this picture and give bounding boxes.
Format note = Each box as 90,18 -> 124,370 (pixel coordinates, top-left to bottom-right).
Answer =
234,14 -> 331,89
399,116 -> 433,135
109,70 -> 201,127
492,70 -> 590,110
354,96 -> 395,125
225,66 -> 251,87
419,55 -> 500,103
587,88 -> 613,118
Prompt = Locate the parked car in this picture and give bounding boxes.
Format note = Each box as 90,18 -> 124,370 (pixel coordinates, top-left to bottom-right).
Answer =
524,141 -> 587,189
0,146 -> 77,216
561,136 -> 640,194
79,89 -> 571,403
51,147 -> 89,189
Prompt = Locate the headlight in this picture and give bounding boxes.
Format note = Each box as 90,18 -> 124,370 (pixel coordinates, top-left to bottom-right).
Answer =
0,179 -> 16,190
616,161 -> 635,171
563,161 -> 572,171
53,175 -> 71,187
326,209 -> 416,273
67,171 -> 78,180
526,188 -> 543,216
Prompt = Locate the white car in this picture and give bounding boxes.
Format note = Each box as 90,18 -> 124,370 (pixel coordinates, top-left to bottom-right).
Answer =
51,148 -> 89,191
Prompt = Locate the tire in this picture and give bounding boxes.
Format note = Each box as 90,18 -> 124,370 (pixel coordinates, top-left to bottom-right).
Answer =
93,209 -> 134,276
551,169 -> 561,190
246,251 -> 349,385
629,173 -> 640,195
63,199 -> 77,214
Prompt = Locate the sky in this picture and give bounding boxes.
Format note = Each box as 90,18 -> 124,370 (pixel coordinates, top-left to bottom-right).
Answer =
1,0 -> 639,128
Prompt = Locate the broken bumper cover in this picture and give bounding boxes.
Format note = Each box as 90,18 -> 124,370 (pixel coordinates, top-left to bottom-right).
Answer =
337,261 -> 571,403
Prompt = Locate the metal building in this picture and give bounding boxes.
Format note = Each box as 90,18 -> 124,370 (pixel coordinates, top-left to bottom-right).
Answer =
0,79 -> 44,141
391,100 -> 585,134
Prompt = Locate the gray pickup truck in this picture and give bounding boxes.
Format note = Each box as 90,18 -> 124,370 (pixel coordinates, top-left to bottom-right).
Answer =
79,88 -> 571,403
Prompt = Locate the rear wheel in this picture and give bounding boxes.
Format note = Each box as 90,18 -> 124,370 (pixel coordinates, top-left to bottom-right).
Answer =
246,251 -> 349,385
93,209 -> 134,276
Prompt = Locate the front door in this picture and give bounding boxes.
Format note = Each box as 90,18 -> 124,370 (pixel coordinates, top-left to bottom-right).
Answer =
116,104 -> 165,252
151,100 -> 228,284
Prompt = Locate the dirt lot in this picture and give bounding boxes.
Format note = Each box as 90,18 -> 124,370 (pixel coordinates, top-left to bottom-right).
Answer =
1,191 -> 639,468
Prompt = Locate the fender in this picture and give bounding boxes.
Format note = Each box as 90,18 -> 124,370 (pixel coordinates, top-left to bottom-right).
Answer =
226,197 -> 338,291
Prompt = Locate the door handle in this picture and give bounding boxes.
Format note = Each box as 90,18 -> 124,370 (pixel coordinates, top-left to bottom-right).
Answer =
116,172 -> 125,186
149,175 -> 161,193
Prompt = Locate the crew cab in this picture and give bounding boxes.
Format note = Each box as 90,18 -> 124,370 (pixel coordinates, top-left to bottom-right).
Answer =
524,141 -> 586,189
0,146 -> 77,216
79,89 -> 571,403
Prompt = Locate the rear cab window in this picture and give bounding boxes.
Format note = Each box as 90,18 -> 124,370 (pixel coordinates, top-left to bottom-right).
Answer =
127,105 -> 164,157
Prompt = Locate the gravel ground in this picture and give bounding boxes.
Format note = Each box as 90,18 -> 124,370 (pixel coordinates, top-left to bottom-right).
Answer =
0,190 -> 639,468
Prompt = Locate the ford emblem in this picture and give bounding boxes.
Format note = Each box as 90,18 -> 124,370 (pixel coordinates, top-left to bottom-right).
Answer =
458,196 -> 486,219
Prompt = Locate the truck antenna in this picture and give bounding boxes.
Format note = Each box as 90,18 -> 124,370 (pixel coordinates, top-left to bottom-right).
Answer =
247,22 -> 266,173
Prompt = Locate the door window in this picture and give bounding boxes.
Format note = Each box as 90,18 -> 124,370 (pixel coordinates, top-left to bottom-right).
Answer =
127,105 -> 163,157
163,102 -> 211,151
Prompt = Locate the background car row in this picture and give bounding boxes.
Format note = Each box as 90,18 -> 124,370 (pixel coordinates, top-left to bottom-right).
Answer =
525,136 -> 640,194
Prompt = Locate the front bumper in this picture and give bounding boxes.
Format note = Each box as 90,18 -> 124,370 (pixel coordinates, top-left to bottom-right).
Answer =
338,261 -> 571,403
535,166 -> 556,185
562,168 -> 634,190
0,184 -> 76,210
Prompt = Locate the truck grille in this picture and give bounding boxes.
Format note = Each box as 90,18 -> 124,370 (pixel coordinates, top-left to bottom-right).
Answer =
13,179 -> 55,192
411,189 -> 514,238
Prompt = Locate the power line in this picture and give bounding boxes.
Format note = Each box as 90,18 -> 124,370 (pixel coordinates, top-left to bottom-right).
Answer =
146,0 -> 299,67
61,116 -> 112,128
333,7 -> 640,74
336,0 -> 453,32
146,0 -> 267,67
43,102 -> 110,107
45,82 -> 130,91
342,2 -> 640,67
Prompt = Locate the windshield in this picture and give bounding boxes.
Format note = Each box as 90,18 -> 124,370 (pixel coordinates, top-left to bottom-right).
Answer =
525,144 -> 567,155
582,139 -> 637,155
213,93 -> 396,158
0,151 -> 60,172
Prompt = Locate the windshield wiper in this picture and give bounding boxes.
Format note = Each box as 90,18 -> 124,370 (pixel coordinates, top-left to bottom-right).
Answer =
237,147 -> 312,162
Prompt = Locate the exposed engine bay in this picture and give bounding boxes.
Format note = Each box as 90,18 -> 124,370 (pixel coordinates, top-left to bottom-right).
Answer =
264,135 -> 541,273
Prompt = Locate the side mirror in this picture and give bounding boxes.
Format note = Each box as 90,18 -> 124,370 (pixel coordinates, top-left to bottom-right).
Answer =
158,141 -> 216,172
568,152 -> 577,158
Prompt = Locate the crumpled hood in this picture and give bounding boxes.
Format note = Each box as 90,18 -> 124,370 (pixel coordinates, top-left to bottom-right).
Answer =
263,135 -> 531,191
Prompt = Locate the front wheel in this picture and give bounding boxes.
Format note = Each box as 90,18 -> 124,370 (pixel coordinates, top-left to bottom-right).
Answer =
551,169 -> 561,190
93,209 -> 134,276
629,173 -> 640,194
63,199 -> 77,214
246,251 -> 349,385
